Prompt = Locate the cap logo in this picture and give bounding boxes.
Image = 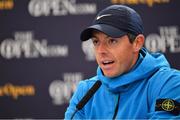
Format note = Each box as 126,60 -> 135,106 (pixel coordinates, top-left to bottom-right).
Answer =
161,99 -> 175,111
96,14 -> 112,20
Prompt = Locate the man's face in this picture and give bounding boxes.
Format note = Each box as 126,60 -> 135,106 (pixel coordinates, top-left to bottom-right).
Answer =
91,31 -> 139,78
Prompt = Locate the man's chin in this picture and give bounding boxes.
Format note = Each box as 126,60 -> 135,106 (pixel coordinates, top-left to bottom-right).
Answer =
103,72 -> 117,78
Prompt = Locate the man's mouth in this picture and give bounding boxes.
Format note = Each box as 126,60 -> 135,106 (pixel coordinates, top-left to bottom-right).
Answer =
102,60 -> 114,65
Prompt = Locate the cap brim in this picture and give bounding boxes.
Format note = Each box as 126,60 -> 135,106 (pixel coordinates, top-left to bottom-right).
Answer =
80,24 -> 127,41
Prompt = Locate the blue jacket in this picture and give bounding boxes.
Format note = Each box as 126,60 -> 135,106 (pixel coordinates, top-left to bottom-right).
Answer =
65,48 -> 180,119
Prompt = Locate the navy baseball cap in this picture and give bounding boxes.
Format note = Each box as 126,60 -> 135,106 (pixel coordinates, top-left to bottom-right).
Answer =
80,5 -> 144,41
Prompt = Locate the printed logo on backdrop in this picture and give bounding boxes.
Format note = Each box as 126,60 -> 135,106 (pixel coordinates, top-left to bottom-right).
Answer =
28,0 -> 97,17
82,39 -> 96,61
49,72 -> 83,105
145,26 -> 180,53
0,31 -> 68,59
0,0 -> 14,10
111,0 -> 172,7
0,83 -> 35,99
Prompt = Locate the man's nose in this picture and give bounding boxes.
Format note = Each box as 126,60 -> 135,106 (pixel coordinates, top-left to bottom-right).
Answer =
97,43 -> 108,54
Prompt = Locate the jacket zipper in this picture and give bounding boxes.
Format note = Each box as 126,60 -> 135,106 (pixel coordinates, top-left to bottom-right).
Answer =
113,94 -> 120,119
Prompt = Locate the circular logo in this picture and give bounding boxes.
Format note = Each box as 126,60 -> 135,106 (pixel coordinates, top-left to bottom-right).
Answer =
49,80 -> 72,105
82,40 -> 96,61
161,99 -> 175,111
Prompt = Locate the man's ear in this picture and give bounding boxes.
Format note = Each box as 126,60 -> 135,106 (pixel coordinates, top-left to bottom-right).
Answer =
133,34 -> 145,52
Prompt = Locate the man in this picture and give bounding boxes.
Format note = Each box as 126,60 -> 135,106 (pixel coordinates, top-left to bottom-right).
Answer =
65,5 -> 180,119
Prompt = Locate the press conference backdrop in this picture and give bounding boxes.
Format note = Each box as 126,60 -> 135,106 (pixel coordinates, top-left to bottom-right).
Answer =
0,0 -> 180,119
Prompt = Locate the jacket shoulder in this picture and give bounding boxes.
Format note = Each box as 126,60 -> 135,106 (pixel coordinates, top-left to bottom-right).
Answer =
147,67 -> 180,110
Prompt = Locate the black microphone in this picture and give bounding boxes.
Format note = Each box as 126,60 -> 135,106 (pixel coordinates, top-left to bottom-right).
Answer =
71,80 -> 102,119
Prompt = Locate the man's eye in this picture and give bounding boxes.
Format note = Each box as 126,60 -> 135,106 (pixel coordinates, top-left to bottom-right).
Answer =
109,39 -> 118,44
92,40 -> 98,45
